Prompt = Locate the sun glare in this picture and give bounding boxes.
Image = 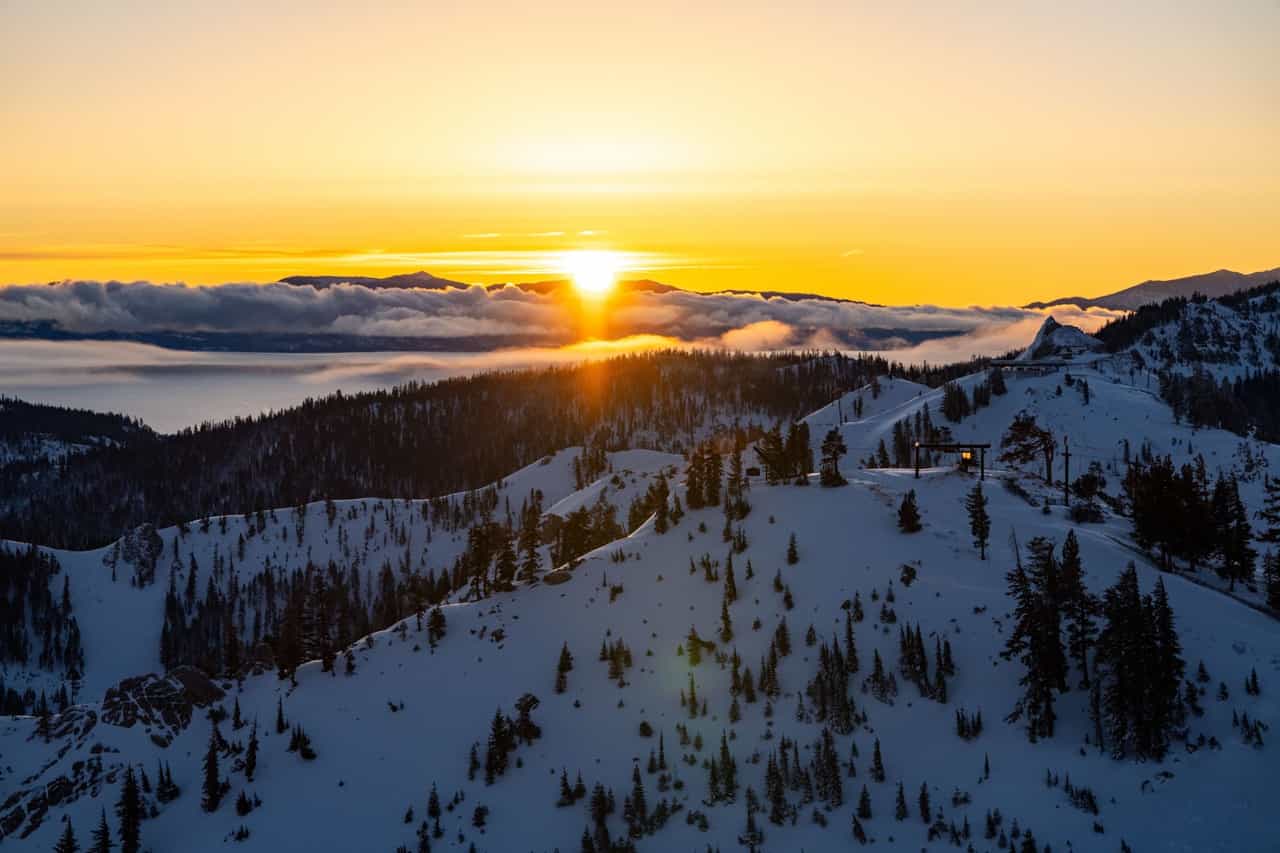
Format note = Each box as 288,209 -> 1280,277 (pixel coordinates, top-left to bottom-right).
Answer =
563,250 -> 622,298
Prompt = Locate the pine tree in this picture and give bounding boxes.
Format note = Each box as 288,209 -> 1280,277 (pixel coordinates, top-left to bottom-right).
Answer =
202,723 -> 223,812
245,721 -> 259,781
786,533 -> 799,565
54,819 -> 80,853
115,766 -> 142,853
1001,537 -> 1066,741
427,605 -> 447,646
894,781 -> 908,820
275,697 -> 287,734
819,428 -> 848,487
1058,530 -> 1098,688
965,482 -> 991,559
556,642 -> 574,693
484,707 -> 510,784
857,785 -> 872,819
90,809 -> 112,853
869,739 -> 885,782
897,490 -> 922,533
1095,564 -> 1185,759
628,765 -> 648,836
918,781 -> 931,824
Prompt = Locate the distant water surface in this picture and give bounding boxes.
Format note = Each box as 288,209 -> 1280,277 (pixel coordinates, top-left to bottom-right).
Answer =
0,340 -> 545,432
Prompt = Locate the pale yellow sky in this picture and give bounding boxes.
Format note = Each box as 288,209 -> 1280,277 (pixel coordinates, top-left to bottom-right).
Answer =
2,1 -> 1277,305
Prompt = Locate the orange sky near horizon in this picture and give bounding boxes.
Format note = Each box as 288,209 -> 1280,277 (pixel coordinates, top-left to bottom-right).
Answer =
2,1 -> 1276,306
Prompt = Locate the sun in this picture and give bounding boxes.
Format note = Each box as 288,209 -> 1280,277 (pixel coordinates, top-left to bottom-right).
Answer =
562,250 -> 623,299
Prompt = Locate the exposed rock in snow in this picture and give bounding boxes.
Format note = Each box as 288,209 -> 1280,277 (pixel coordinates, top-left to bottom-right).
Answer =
1019,315 -> 1104,361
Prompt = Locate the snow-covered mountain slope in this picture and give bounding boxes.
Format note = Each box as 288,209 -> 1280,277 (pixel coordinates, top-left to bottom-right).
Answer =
4,350 -> 1279,851
0,447 -> 681,703
826,364 -> 1275,515
1123,292 -> 1280,379
3,461 -> 1276,852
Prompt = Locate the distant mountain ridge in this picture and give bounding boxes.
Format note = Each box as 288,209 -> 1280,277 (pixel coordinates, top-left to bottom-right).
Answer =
279,271 -> 881,306
1025,266 -> 1280,311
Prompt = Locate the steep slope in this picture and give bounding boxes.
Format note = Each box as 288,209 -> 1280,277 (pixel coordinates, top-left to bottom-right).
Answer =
0,448 -> 681,703
3,463 -> 1275,851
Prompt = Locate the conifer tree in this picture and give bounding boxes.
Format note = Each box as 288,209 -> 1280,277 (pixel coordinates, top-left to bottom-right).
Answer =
54,819 -> 79,853
852,814 -> 868,844
427,783 -> 442,837
1001,537 -> 1066,741
1058,530 -> 1098,688
897,490 -> 922,533
918,782 -> 931,824
857,785 -> 872,819
556,642 -> 574,693
786,533 -> 799,565
628,765 -> 648,836
202,723 -> 224,812
275,697 -> 287,734
427,605 -> 447,646
894,781 -> 908,820
1095,565 -> 1185,759
518,495 -> 543,581
819,428 -> 848,487
245,721 -> 259,781
869,739 -> 885,782
90,809 -> 112,853
965,482 -> 991,559
115,766 -> 142,853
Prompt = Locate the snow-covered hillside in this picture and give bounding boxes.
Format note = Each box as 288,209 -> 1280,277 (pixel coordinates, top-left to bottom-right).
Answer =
0,447 -> 681,702
2,348 -> 1277,852
3,463 -> 1275,851
1124,294 -> 1280,379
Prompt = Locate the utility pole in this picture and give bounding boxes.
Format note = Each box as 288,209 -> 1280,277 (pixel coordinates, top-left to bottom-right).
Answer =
1062,435 -> 1071,506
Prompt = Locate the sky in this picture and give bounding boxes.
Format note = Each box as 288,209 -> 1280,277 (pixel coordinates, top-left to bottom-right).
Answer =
2,1 -> 1277,306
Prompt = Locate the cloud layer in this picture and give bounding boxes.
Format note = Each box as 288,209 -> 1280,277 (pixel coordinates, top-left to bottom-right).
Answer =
0,279 -> 1121,358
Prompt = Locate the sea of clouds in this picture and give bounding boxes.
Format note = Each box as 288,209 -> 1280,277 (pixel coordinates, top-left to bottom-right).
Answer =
0,279 -> 1120,354
0,280 -> 1123,430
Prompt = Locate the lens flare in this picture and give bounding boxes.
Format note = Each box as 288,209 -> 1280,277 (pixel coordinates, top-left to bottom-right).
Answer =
562,250 -> 622,299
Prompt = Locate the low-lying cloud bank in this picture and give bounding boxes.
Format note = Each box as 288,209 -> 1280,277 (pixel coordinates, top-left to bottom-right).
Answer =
0,279 -> 1122,360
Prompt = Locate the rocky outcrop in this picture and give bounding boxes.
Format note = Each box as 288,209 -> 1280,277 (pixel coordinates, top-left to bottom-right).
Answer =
103,522 -> 163,587
101,665 -> 224,745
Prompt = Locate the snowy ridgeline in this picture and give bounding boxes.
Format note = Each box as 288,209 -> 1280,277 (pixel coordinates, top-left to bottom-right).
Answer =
1,319 -> 1279,851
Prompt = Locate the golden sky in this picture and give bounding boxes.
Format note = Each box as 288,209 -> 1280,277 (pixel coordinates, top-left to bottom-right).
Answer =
2,1 -> 1277,306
